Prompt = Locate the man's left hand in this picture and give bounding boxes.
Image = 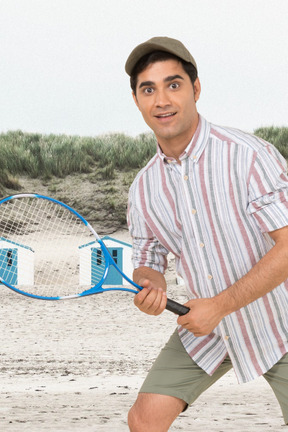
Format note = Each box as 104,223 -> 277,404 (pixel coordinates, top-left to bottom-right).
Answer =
177,297 -> 224,337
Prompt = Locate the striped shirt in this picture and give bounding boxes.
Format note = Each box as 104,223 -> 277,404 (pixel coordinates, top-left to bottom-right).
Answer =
127,115 -> 288,384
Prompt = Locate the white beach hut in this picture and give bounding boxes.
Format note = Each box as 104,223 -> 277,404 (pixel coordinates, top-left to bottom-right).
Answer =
0,237 -> 34,286
79,235 -> 133,286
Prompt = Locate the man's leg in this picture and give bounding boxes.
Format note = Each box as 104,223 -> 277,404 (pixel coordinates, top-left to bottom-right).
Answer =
128,329 -> 233,431
263,352 -> 288,425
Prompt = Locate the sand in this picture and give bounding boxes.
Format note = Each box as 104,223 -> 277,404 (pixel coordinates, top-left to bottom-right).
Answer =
0,229 -> 286,431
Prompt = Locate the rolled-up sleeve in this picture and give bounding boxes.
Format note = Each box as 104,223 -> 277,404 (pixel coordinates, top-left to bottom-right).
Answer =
127,184 -> 169,273
247,144 -> 288,232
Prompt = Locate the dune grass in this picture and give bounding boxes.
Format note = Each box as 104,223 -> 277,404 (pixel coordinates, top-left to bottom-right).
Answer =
0,130 -> 156,177
254,126 -> 288,160
0,130 -> 157,191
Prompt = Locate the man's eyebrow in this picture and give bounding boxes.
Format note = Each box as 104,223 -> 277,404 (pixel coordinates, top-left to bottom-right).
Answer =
138,75 -> 185,90
164,74 -> 184,82
138,80 -> 155,89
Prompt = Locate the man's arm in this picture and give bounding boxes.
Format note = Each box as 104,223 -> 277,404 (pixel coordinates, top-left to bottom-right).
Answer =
177,225 -> 288,336
133,266 -> 168,315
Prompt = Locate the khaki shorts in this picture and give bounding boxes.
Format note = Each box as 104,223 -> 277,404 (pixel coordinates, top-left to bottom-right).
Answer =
140,329 -> 288,424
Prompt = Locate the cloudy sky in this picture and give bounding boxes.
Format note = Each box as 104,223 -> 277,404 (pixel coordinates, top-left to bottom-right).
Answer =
1,0 -> 287,137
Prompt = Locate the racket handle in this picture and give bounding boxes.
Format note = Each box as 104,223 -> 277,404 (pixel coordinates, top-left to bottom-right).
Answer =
166,298 -> 190,316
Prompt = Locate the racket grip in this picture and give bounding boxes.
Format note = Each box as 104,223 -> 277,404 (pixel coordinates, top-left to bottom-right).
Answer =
165,298 -> 190,316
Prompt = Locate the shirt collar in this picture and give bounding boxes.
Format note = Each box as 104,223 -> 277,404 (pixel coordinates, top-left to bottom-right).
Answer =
157,114 -> 211,164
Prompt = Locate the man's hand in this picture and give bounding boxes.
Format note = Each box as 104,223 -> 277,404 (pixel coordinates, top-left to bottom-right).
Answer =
134,278 -> 167,315
177,297 -> 225,337
133,267 -> 167,316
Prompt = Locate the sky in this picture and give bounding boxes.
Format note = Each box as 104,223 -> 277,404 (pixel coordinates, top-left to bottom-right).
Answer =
0,0 -> 287,138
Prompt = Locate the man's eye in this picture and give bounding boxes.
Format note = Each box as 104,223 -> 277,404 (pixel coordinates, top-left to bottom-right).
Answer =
144,87 -> 154,94
170,82 -> 180,89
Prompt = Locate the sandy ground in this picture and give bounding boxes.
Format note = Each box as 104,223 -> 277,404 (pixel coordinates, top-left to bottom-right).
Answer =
0,230 -> 287,431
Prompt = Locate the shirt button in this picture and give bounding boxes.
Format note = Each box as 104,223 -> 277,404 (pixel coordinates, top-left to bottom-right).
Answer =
193,155 -> 197,160
199,243 -> 205,248
191,209 -> 197,214
184,175 -> 188,181
207,274 -> 213,280
224,335 -> 230,340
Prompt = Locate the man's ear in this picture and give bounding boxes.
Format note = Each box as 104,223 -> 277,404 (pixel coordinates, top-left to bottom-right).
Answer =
193,77 -> 201,103
132,91 -> 140,109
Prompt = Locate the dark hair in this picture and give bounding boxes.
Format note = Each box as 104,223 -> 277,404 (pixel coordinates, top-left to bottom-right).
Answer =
130,50 -> 198,95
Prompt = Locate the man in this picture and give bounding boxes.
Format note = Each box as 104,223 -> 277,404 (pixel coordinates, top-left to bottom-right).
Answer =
125,36 -> 288,431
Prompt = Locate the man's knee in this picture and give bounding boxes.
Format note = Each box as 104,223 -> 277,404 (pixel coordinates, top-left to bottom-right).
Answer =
127,405 -> 136,430
127,403 -> 145,432
127,393 -> 186,432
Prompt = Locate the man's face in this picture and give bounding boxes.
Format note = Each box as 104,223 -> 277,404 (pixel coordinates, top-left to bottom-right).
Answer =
133,59 -> 201,152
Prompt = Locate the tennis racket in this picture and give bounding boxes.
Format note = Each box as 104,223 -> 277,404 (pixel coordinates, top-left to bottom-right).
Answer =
0,193 -> 189,315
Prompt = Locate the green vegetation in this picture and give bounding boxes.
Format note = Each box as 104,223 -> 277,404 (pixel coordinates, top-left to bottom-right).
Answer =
0,130 -> 157,185
0,130 -> 157,229
254,126 -> 288,160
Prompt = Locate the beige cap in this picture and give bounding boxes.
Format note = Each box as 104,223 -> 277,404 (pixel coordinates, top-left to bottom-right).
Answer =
125,36 -> 197,76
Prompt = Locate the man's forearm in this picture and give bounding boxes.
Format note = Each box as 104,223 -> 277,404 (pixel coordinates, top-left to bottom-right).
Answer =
215,227 -> 288,317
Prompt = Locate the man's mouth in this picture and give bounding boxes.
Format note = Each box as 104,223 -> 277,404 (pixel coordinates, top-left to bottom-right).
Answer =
155,112 -> 177,119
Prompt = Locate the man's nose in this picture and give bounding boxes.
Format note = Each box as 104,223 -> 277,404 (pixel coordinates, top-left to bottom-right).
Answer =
154,89 -> 171,107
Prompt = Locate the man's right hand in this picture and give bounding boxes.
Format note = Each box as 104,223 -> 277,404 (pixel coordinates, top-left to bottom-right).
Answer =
134,278 -> 167,315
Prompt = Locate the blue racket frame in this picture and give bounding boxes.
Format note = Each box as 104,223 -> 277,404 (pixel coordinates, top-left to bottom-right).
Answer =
0,193 -> 189,315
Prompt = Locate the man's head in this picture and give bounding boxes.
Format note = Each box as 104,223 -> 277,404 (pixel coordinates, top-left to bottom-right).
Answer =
125,37 -> 201,155
125,36 -> 198,95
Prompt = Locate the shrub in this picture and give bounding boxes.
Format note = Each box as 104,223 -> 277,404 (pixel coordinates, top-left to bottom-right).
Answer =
254,126 -> 288,159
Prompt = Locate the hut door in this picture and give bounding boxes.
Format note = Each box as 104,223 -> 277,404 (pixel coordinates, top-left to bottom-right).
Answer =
92,247 -> 123,285
0,248 -> 18,285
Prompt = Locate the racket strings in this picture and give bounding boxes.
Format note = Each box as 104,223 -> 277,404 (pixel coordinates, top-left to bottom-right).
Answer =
0,196 -> 107,298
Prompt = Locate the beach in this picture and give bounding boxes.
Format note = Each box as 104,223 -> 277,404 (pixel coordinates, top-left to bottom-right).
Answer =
0,229 -> 286,431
